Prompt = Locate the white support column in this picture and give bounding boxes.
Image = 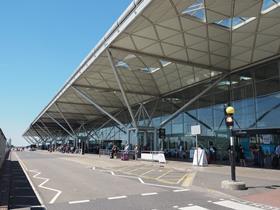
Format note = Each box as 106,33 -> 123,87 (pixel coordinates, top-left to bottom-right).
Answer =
54,103 -> 76,136
106,49 -> 137,129
72,86 -> 126,129
45,113 -> 76,139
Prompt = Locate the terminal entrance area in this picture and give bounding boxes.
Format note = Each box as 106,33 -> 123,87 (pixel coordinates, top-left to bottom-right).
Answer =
233,128 -> 280,169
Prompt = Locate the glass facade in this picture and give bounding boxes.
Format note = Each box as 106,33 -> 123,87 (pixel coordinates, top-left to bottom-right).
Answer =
90,58 -> 280,164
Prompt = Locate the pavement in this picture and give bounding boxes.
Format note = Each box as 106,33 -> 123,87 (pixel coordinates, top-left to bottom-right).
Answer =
1,150 -> 279,210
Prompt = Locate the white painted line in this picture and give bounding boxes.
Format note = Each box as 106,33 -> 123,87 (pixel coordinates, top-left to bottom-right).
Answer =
141,192 -> 158,196
69,200 -> 90,204
108,195 -> 127,200
188,204 -> 193,206
138,177 -> 145,184
173,189 -> 190,192
107,169 -> 183,190
179,206 -> 209,210
14,152 -> 45,207
214,200 -> 264,210
143,182 -> 184,189
173,205 -> 179,208
207,201 -> 212,203
156,170 -> 172,179
140,169 -> 154,176
127,168 -> 140,173
29,169 -> 62,204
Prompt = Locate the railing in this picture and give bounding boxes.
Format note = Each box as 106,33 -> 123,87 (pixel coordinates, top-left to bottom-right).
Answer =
0,142 -> 9,170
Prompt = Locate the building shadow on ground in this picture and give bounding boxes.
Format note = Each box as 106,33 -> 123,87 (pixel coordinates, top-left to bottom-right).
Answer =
0,159 -> 44,209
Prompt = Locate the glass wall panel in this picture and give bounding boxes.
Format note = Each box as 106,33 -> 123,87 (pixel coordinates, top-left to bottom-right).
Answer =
256,92 -> 280,128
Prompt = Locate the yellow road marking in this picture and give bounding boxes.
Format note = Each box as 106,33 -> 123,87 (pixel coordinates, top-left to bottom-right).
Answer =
182,172 -> 196,187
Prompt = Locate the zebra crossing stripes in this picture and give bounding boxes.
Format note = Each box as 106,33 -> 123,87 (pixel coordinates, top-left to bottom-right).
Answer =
179,206 -> 208,210
213,200 -> 271,210
177,200 -> 279,210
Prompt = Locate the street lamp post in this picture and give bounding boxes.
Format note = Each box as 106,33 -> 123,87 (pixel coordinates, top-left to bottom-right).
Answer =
225,106 -> 236,181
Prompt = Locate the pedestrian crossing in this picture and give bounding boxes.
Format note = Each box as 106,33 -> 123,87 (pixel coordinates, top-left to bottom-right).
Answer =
175,199 -> 279,210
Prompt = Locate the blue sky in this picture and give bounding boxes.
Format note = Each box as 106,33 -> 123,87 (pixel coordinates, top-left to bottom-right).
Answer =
0,0 -> 132,146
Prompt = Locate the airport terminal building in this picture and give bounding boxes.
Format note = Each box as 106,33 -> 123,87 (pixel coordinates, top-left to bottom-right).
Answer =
23,0 -> 280,165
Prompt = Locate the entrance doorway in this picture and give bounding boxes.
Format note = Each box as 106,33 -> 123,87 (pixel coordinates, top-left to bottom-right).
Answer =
128,127 -> 157,152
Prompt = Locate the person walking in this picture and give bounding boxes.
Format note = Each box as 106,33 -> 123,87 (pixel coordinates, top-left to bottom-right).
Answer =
134,144 -> 139,160
239,145 -> 246,167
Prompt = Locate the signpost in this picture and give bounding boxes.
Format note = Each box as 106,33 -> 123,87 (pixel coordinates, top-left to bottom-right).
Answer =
191,125 -> 201,166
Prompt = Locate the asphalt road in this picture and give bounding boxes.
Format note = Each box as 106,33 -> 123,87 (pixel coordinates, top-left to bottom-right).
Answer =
13,151 -> 279,210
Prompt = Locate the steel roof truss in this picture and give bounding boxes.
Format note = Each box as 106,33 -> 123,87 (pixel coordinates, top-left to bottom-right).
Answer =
107,49 -> 138,128
160,72 -> 230,127
54,103 -> 76,136
45,113 -> 76,139
71,86 -> 126,129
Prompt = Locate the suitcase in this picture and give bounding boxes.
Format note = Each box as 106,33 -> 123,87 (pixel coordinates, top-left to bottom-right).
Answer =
121,153 -> 129,161
272,156 -> 279,169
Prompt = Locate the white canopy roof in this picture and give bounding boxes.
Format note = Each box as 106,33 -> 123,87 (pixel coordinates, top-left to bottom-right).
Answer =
23,0 -> 280,140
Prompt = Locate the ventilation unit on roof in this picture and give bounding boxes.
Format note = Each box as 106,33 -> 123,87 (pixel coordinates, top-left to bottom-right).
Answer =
181,0 -> 206,22
214,17 -> 256,30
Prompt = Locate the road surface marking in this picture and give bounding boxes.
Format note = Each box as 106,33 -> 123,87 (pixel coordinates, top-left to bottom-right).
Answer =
173,189 -> 190,192
182,172 -> 196,187
141,192 -> 158,196
179,206 -> 209,210
108,195 -> 127,200
104,169 -> 184,190
207,201 -> 212,203
214,200 -> 264,210
29,170 -> 62,204
138,177 -> 145,184
127,168 -> 140,173
14,152 -> 45,208
140,169 -> 154,176
173,205 -> 179,208
156,170 -> 172,179
176,173 -> 189,184
69,200 -> 90,204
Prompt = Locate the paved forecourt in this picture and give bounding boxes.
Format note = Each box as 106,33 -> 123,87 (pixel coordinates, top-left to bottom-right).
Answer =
14,151 -> 279,210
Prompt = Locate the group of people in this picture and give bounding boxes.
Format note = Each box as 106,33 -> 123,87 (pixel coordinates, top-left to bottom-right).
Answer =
236,143 -> 280,168
110,143 -> 139,160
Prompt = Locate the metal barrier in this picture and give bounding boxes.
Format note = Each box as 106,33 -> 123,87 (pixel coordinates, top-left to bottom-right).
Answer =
140,150 -> 165,162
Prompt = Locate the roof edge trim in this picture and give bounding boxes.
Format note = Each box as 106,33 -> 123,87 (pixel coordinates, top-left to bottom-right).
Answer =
27,0 -> 153,129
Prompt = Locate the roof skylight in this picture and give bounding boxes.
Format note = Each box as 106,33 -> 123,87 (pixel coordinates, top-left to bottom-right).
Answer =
214,17 -> 256,30
116,60 -> 129,69
261,0 -> 280,14
181,0 -> 206,22
141,67 -> 160,73
160,59 -> 172,67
